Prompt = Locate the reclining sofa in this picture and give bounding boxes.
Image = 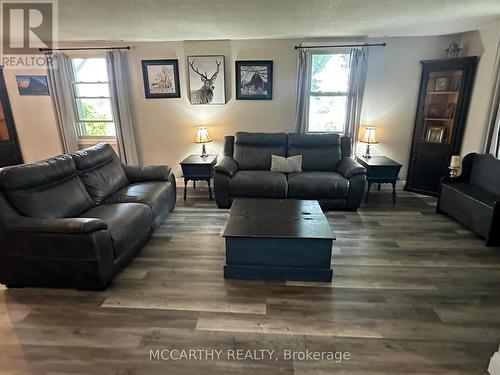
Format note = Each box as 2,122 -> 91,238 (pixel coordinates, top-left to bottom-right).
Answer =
0,143 -> 176,289
437,152 -> 500,246
214,132 -> 366,210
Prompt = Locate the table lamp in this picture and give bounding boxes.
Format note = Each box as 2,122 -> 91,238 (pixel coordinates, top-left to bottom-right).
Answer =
449,155 -> 461,177
360,126 -> 378,159
195,127 -> 212,158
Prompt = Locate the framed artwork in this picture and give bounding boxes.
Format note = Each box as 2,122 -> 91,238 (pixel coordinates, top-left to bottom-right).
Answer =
187,55 -> 225,105
426,126 -> 445,143
434,77 -> 449,92
16,75 -> 49,95
235,60 -> 273,100
141,59 -> 180,99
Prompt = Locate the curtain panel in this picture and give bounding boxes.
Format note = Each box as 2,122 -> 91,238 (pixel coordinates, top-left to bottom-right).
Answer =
484,38 -> 500,158
294,48 -> 311,134
46,52 -> 79,153
345,46 -> 369,152
106,49 -> 140,165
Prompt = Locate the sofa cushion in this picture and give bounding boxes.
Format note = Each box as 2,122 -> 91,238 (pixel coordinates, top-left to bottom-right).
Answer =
71,143 -> 129,204
0,155 -> 94,218
105,181 -> 175,228
271,154 -> 302,173
441,182 -> 500,208
80,203 -> 153,259
287,133 -> 342,171
233,132 -> 287,170
229,171 -> 287,198
287,171 -> 349,199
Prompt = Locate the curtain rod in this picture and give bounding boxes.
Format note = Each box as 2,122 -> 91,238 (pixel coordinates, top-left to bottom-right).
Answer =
39,46 -> 130,52
294,42 -> 386,50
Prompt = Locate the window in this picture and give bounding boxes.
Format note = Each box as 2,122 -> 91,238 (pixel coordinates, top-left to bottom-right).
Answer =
307,53 -> 351,133
70,58 -> 116,138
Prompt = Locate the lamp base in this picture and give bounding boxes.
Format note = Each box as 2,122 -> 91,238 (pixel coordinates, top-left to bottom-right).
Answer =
362,144 -> 372,159
201,144 -> 208,158
449,167 -> 459,177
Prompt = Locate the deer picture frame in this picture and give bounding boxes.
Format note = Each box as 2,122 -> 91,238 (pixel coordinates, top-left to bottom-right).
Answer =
187,55 -> 226,105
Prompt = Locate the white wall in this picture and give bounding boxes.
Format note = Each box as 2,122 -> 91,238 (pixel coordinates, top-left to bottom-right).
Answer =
4,35 -> 471,179
460,21 -> 500,157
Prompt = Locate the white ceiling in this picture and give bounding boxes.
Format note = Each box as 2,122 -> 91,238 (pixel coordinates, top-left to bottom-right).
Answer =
57,0 -> 500,42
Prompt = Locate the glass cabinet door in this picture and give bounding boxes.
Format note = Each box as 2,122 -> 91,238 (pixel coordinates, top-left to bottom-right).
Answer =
421,70 -> 462,144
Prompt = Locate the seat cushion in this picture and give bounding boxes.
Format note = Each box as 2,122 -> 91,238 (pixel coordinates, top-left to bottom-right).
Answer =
0,155 -> 94,218
80,203 -> 153,259
233,132 -> 287,170
441,182 -> 499,207
71,144 -> 129,204
229,171 -> 287,198
105,181 -> 175,228
287,133 -> 342,171
287,172 -> 349,199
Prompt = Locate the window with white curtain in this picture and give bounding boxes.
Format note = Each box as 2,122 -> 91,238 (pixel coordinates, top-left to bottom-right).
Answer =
307,52 -> 351,133
70,57 -> 117,140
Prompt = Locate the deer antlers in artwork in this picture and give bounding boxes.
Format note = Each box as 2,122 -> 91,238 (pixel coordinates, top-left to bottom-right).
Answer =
189,59 -> 221,82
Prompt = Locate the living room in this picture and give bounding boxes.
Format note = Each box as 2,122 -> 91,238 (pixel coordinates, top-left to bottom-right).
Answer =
0,0 -> 500,374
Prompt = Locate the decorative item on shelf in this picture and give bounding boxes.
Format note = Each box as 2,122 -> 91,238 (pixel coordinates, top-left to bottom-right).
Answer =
434,77 -> 449,91
449,76 -> 461,91
195,127 -> 212,158
427,103 -> 442,118
444,103 -> 456,119
426,126 -> 445,143
449,155 -> 461,177
360,126 -> 378,159
445,41 -> 462,59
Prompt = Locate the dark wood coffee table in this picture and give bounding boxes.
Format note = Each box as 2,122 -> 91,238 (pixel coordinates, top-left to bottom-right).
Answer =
223,199 -> 335,282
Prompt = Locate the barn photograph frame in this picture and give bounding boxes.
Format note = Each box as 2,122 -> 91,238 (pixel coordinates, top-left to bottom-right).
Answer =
141,59 -> 181,99
187,55 -> 226,105
235,60 -> 273,100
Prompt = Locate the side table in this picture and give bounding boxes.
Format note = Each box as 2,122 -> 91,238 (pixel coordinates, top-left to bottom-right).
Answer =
180,154 -> 218,201
356,156 -> 402,204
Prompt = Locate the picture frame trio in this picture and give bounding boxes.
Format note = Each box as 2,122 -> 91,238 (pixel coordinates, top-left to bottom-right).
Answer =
141,56 -> 273,104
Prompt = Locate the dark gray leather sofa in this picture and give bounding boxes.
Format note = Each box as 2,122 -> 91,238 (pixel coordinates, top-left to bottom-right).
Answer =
214,132 -> 366,210
437,153 -> 500,246
0,143 -> 176,289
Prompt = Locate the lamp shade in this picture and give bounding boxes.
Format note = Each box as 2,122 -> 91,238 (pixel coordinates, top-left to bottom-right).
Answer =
360,127 -> 378,144
449,155 -> 461,169
195,127 -> 212,144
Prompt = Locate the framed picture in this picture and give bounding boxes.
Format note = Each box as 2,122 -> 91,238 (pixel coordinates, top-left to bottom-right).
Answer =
426,126 -> 445,143
426,103 -> 442,118
187,55 -> 225,105
141,59 -> 180,99
16,75 -> 49,95
235,60 -> 273,100
434,77 -> 449,92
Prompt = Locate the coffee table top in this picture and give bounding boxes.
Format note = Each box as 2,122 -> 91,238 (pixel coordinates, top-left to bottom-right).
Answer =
223,199 -> 335,240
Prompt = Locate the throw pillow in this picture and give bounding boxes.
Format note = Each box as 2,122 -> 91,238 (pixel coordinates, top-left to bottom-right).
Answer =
271,154 -> 302,173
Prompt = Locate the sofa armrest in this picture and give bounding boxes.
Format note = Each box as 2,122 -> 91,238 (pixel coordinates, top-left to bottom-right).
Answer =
123,165 -> 172,182
337,157 -> 366,179
214,156 -> 238,177
4,217 -> 107,234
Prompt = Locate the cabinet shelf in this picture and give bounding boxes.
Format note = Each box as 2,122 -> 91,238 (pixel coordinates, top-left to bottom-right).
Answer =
424,118 -> 454,121
428,91 -> 459,95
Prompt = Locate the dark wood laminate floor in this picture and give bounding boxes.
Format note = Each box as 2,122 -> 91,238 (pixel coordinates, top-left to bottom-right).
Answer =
1,181 -> 500,374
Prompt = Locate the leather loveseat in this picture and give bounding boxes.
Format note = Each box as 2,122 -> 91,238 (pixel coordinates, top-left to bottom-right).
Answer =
0,143 -> 176,290
214,132 -> 366,210
437,153 -> 500,246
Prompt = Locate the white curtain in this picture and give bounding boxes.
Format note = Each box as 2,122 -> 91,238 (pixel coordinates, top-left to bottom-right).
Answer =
345,46 -> 369,151
484,37 -> 500,158
294,48 -> 311,134
46,52 -> 79,153
106,49 -> 139,165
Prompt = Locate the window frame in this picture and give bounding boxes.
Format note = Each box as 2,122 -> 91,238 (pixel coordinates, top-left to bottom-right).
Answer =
69,57 -> 116,140
306,50 -> 351,134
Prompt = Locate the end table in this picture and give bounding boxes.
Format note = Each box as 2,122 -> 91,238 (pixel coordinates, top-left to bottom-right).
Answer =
180,154 -> 218,201
356,156 -> 402,204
